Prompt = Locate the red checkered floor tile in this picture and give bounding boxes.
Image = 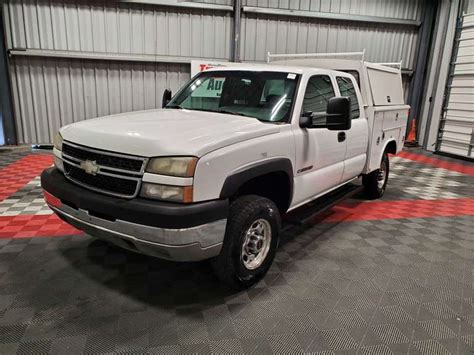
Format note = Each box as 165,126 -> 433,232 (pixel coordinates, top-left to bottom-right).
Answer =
0,149 -> 472,239
0,152 -> 80,238
323,197 -> 474,223
398,151 -> 474,176
0,214 -> 80,239
0,154 -> 53,201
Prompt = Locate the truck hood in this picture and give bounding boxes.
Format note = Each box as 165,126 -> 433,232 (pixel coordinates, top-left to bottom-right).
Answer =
61,109 -> 281,157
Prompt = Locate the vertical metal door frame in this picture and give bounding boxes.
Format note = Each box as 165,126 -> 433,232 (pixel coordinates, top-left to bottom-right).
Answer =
232,0 -> 242,62
435,0 -> 474,158
0,6 -> 17,145
435,6 -> 465,152
406,0 -> 439,140
419,0 -> 460,150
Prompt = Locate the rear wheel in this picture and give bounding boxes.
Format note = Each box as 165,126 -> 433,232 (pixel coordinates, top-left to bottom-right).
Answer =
363,152 -> 389,199
211,195 -> 280,289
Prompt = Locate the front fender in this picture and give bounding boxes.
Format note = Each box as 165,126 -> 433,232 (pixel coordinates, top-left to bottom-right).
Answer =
191,126 -> 296,203
219,158 -> 294,199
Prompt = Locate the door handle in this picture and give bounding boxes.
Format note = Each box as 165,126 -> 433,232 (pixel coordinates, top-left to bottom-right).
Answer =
338,132 -> 346,142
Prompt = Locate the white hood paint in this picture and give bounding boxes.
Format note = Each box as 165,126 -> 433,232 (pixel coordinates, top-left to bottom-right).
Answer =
61,109 -> 281,157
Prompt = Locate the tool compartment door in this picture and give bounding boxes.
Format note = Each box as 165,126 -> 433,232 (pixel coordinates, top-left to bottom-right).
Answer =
383,110 -> 408,132
367,107 -> 409,172
366,65 -> 405,106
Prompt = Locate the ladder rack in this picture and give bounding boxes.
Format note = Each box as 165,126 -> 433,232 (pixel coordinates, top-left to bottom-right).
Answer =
267,50 -> 366,63
375,62 -> 403,70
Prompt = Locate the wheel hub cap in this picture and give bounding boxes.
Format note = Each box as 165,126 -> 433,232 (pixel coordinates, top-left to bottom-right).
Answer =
241,219 -> 272,270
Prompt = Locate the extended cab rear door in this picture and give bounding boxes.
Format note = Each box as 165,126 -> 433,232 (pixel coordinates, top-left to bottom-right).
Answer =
335,74 -> 369,182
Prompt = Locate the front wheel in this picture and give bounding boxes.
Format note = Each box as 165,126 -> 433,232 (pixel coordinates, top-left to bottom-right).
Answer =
211,195 -> 280,289
363,152 -> 389,199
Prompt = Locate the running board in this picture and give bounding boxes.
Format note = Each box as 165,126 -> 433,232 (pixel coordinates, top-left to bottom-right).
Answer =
285,184 -> 363,226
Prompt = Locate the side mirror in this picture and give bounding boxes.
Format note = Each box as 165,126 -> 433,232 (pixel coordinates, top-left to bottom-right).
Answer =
327,96 -> 351,131
162,89 -> 172,108
299,111 -> 313,128
299,97 -> 351,130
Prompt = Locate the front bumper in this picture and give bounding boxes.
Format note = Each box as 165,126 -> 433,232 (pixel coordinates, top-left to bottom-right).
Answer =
41,168 -> 229,261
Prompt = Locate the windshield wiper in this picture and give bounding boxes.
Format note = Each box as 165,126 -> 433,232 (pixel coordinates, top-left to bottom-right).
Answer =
166,106 -> 259,120
217,109 -> 249,117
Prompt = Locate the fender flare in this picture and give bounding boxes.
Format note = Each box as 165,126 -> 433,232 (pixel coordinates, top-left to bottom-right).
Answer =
383,139 -> 398,154
380,139 -> 398,161
219,158 -> 294,202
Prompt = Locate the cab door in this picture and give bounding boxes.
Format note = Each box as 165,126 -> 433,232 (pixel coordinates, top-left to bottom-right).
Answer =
335,75 -> 369,181
291,74 -> 347,208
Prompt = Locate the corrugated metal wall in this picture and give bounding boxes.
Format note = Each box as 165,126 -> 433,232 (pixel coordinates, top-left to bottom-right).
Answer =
241,15 -> 418,67
9,56 -> 189,144
197,0 -> 424,20
5,1 -> 232,59
436,12 -> 474,157
242,0 -> 424,20
3,0 -> 231,143
467,0 -> 474,13
3,0 -> 425,144
191,0 -> 232,5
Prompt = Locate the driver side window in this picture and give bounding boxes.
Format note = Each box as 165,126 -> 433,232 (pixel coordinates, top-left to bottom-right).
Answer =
302,75 -> 336,125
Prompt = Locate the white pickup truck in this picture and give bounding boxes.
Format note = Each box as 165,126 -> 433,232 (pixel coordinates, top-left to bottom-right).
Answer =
41,53 -> 409,289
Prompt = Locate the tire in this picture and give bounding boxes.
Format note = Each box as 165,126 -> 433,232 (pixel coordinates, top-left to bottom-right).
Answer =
363,152 -> 389,200
211,195 -> 281,290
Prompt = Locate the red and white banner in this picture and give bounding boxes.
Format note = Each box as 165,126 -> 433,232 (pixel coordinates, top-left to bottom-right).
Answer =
190,60 -> 241,77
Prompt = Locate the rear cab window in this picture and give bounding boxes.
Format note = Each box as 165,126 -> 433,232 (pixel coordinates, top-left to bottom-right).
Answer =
339,70 -> 360,87
336,76 -> 360,119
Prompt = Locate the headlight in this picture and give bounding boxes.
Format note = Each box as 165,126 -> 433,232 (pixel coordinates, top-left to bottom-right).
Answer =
146,157 -> 197,177
140,183 -> 193,203
53,132 -> 63,151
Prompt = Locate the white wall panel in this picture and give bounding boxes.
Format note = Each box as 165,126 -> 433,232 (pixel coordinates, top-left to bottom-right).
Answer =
8,2 -> 26,48
10,56 -> 190,144
6,1 -> 232,60
190,0 -> 233,5
3,0 -> 228,143
50,1 -> 68,50
437,13 -> 474,158
242,0 -> 424,21
467,0 -> 474,14
241,14 -> 418,69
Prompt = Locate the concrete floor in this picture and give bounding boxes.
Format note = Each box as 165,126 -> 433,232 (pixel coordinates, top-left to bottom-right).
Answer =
0,148 -> 473,354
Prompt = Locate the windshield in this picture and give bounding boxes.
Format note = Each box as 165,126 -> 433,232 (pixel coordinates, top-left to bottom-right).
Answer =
166,70 -> 300,123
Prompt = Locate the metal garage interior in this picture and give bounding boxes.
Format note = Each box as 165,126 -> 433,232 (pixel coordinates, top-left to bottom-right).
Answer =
2,0 -> 473,158
0,1 -> 442,144
0,0 -> 473,354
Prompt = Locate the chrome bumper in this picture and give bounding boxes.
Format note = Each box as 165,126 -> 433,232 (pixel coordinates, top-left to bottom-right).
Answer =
50,203 -> 226,262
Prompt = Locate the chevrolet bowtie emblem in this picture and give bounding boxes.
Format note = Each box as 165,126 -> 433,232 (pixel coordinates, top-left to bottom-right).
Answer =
80,160 -> 100,175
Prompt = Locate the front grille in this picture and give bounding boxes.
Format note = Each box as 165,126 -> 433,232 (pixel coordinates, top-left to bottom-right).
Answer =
63,143 -> 144,172
64,162 -> 139,197
61,142 -> 146,198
